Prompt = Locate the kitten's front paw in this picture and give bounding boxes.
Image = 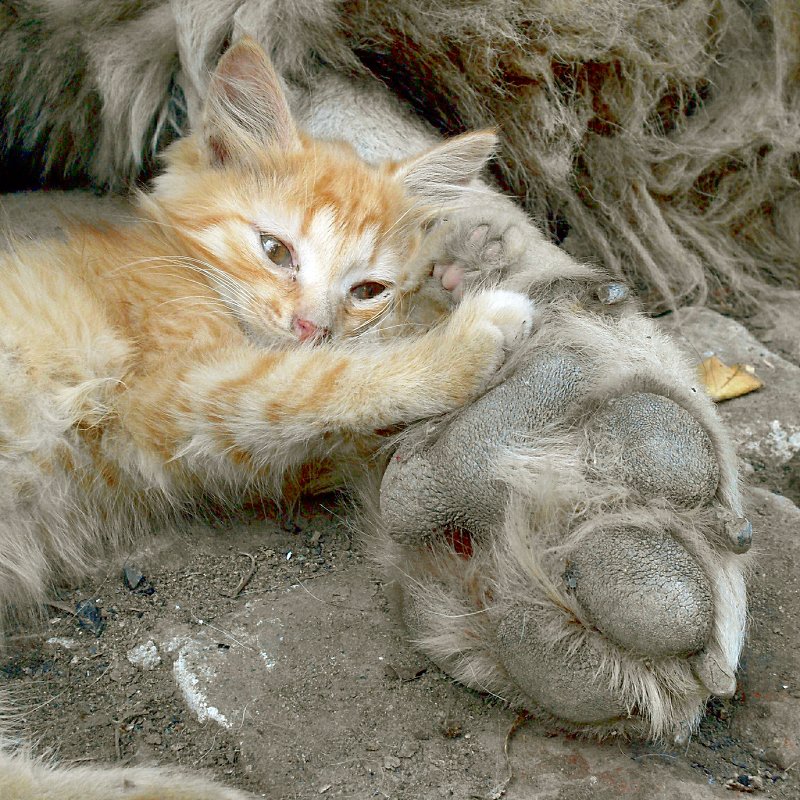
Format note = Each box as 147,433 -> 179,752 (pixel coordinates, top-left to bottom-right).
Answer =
477,289 -> 536,350
453,289 -> 535,355
430,202 -> 537,299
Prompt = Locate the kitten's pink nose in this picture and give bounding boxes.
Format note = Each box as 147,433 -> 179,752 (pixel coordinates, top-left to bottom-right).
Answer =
293,316 -> 327,342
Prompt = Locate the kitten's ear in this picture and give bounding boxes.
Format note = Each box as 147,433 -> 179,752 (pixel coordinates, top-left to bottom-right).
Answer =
393,131 -> 498,206
202,37 -> 298,167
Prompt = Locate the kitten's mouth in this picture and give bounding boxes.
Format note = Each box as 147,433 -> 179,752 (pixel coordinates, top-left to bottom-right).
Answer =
302,329 -> 332,345
231,312 -> 293,348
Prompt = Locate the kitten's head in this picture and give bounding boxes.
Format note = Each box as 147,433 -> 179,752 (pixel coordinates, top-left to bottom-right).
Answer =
148,38 -> 496,345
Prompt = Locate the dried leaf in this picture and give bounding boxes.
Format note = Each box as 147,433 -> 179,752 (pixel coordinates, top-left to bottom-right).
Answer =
697,355 -> 763,402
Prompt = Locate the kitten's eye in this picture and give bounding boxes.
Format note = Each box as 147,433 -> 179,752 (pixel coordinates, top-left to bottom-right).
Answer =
260,234 -> 294,269
350,281 -> 388,301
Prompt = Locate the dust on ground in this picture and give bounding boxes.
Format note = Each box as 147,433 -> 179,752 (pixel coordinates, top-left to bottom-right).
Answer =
2,479 -> 799,799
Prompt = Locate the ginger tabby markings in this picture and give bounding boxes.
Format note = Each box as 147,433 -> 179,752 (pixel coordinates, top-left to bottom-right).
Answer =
0,37 -> 534,632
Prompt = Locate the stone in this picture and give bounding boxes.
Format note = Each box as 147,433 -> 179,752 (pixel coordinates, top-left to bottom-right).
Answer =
127,640 -> 162,671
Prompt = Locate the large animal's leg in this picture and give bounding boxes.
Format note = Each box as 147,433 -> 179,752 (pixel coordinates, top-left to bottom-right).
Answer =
291,68 -> 440,163
374,286 -> 749,739
290,65 -> 750,737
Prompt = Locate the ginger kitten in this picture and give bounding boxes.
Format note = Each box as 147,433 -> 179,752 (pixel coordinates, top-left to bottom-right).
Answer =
0,38 -> 533,631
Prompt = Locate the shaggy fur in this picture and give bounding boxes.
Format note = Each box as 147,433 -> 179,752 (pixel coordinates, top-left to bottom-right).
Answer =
1,0 -> 798,310
0,8 -> 760,794
0,37 -> 534,634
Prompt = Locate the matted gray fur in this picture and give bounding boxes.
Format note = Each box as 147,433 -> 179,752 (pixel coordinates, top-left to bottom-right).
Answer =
1,0 -> 799,311
363,214 -> 749,741
371,301 -> 748,740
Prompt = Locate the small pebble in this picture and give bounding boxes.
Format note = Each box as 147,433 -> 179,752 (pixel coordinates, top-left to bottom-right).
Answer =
596,282 -> 629,305
123,564 -> 145,590
127,640 -> 161,670
75,599 -> 105,636
45,637 -> 77,650
398,740 -> 419,759
724,774 -> 764,793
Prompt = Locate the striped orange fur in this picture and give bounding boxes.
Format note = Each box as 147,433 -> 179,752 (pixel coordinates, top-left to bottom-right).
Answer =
0,37 -> 534,633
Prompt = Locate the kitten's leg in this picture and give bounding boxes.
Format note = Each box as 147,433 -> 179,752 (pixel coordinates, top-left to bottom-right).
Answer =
0,512 -> 51,637
124,289 -> 534,475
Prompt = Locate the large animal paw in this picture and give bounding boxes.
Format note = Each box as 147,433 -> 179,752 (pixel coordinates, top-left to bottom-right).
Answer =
372,299 -> 750,739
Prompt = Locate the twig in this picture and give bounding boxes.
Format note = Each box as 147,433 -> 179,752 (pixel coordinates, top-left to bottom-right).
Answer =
189,613 -> 258,652
192,732 -> 219,766
295,577 -> 370,612
113,708 -> 147,761
489,711 -> 531,799
237,567 -> 341,597
222,552 -> 258,599
46,600 -> 76,616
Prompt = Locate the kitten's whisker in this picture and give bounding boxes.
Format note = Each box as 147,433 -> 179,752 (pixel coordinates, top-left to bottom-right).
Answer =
155,296 -> 229,311
107,255 -> 190,276
113,253 -> 258,306
148,271 -> 221,295
381,197 -> 426,239
88,211 -> 189,237
177,257 -> 262,304
122,255 -> 262,312
369,321 -> 428,334
350,297 -> 397,337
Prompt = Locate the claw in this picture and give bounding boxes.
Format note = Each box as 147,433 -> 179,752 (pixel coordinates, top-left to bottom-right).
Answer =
690,648 -> 737,698
595,282 -> 629,305
725,516 -> 753,554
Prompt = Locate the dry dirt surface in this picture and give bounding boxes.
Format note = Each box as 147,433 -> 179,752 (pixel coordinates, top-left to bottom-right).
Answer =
1,192 -> 799,799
